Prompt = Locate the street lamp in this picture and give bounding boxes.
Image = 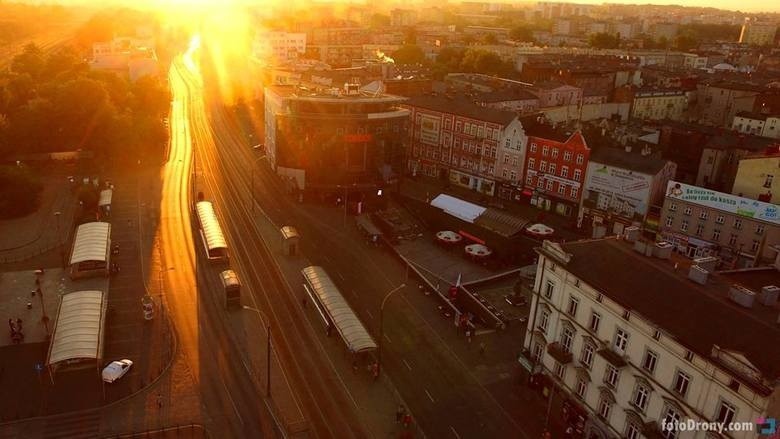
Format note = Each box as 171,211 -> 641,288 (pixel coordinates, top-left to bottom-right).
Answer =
243,305 -> 272,397
377,283 -> 406,375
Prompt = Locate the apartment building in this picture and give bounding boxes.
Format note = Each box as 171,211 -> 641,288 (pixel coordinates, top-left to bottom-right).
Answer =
661,180 -> 780,266
732,112 -> 780,139
524,239 -> 780,439
403,95 -> 526,198
739,17 -> 777,46
732,145 -> 780,203
696,81 -> 764,128
631,88 -> 688,122
252,31 -> 307,63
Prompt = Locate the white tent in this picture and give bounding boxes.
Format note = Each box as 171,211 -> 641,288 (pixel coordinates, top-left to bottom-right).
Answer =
430,194 -> 487,223
69,222 -> 110,265
47,290 -> 108,379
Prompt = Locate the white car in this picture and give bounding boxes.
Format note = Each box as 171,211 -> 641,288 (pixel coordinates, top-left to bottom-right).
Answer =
102,359 -> 133,383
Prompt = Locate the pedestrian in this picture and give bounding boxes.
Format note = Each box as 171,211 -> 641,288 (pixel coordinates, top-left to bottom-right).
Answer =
465,329 -> 472,343
8,318 -> 14,333
16,318 -> 22,332
479,342 -> 486,356
402,413 -> 412,429
395,405 -> 405,423
156,393 -> 163,409
372,362 -> 379,381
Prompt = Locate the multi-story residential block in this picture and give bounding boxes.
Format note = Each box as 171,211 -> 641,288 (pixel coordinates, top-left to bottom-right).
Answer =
521,121 -> 590,218
90,37 -> 158,82
732,112 -> 780,138
739,17 -> 777,46
661,180 -> 780,265
306,27 -> 370,67
403,95 -> 526,198
732,145 -> 780,203
390,8 -> 417,27
524,239 -> 780,439
475,89 -> 540,114
695,134 -> 775,192
581,146 -> 677,231
253,31 -> 307,64
533,81 -> 583,108
263,84 -> 409,193
631,88 -> 688,122
696,81 -> 765,127
651,22 -> 679,40
532,1 -> 593,19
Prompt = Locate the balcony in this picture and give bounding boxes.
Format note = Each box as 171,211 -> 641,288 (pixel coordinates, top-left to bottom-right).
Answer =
547,342 -> 573,364
597,347 -> 627,368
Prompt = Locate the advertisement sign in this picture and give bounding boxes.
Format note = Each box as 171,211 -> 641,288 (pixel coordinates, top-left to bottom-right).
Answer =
666,181 -> 780,225
419,114 -> 441,146
585,162 -> 653,218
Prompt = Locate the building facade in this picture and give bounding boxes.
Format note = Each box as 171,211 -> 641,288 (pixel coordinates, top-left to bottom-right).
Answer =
524,239 -> 780,439
403,95 -> 526,198
696,81 -> 764,128
732,112 -> 780,139
522,131 -> 590,218
264,85 -> 409,194
661,181 -> 780,266
732,148 -> 780,203
739,18 -> 777,46
253,31 -> 307,63
631,89 -> 688,122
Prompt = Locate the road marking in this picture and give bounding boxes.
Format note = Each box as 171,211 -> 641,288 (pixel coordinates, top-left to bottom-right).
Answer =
222,381 -> 244,426
366,310 -> 374,319
337,271 -> 344,280
425,389 -> 435,403
402,359 -> 412,371
384,334 -> 392,343
450,426 -> 461,439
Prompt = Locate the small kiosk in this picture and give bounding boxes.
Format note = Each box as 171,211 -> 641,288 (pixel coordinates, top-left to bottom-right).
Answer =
280,226 -> 300,256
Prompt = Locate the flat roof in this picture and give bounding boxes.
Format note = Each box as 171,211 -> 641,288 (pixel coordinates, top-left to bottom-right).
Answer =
47,290 -> 107,367
540,238 -> 780,381
70,222 -> 111,265
404,95 -> 517,126
589,147 -> 670,175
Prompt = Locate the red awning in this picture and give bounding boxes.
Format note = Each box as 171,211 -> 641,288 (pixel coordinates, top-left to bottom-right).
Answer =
458,230 -> 485,245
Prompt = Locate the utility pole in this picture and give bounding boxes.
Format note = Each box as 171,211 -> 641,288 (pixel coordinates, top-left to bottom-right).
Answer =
378,284 -> 406,375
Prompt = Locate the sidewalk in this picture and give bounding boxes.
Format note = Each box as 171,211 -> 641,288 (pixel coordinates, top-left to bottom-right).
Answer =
399,175 -> 586,242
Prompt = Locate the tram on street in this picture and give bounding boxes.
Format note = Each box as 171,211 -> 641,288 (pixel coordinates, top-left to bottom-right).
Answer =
195,201 -> 229,262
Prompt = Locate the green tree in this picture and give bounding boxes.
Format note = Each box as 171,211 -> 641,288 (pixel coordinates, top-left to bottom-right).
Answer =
509,25 -> 534,42
10,43 -> 45,78
588,32 -> 620,49
483,33 -> 498,44
0,165 -> 43,219
392,44 -> 425,65
675,34 -> 699,51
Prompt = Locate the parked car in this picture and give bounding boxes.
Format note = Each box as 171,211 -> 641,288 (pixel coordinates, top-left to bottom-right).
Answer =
504,294 -> 527,307
102,359 -> 133,383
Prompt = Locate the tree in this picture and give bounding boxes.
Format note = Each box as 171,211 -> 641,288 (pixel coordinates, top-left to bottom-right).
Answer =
588,32 -> 620,49
509,25 -> 534,42
10,43 -> 45,79
483,33 -> 498,44
0,165 -> 43,219
392,44 -> 425,65
675,34 -> 699,51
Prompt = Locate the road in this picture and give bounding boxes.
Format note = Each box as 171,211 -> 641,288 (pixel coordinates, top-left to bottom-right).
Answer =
173,45 -> 368,439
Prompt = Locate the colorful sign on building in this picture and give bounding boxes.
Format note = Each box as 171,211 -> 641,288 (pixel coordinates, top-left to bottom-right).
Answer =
666,181 -> 780,225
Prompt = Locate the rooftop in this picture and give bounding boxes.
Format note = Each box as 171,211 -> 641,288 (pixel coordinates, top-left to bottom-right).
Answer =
404,94 -> 517,125
541,238 -> 780,382
589,146 -> 670,175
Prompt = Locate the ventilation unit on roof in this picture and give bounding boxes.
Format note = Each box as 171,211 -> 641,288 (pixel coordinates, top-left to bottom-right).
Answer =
759,285 -> 779,306
653,242 -> 673,259
693,256 -> 719,272
624,226 -> 640,243
688,265 -> 708,285
729,284 -> 756,308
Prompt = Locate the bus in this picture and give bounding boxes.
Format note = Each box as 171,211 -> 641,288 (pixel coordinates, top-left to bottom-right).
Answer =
195,201 -> 229,262
220,269 -> 241,308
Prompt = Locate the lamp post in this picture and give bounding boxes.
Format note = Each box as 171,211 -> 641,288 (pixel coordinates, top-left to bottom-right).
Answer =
243,306 -> 272,397
377,283 -> 406,375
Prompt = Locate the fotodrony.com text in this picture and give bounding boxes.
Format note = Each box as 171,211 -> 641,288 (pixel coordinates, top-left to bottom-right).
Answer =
661,419 -> 754,435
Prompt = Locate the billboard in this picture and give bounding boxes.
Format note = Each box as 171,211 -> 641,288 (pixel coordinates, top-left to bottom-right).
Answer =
584,163 -> 653,219
666,181 -> 780,225
419,114 -> 441,146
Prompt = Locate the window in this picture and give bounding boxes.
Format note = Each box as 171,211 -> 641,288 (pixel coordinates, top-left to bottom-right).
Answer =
712,229 -> 721,241
614,328 -> 629,353
528,158 -> 536,169
580,343 -> 594,369
564,151 -> 572,161
539,161 -> 547,172
573,169 -> 582,181
734,218 -> 743,230
716,214 -> 724,224
604,364 -> 620,388
669,203 -> 677,212
570,187 -> 578,198
561,166 -> 569,178
652,329 -> 661,340
683,207 -> 692,216
558,184 -> 566,195
554,361 -> 566,380
751,240 -> 760,252
504,154 -> 510,164
597,397 -> 612,420
756,224 -> 765,235
589,312 -> 600,333
596,293 -> 603,303
699,210 -> 708,220
575,379 -> 587,398
551,148 -> 559,159
695,224 -> 704,236
530,142 -> 537,153
764,174 -> 774,188
538,310 -> 550,333
512,156 -> 518,166
537,178 -> 544,188
626,422 -> 641,439
502,169 -> 509,179
662,406 -> 682,439
546,180 -> 554,191
549,164 -> 556,175
526,175 -> 533,185
673,370 -> 691,397
545,280 -> 555,298
542,145 -> 549,156
532,342 -> 544,363
681,220 -> 688,232
642,349 -> 658,374
567,297 -> 579,317
666,216 -> 674,227
684,350 -> 694,362
576,154 -> 584,164
715,400 -> 736,424
560,327 -> 574,352
633,383 -> 650,411
729,234 -> 738,246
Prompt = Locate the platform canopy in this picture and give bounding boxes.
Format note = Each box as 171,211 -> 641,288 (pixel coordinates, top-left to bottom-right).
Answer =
69,222 -> 110,265
98,189 -> 113,207
47,290 -> 107,372
430,194 -> 486,224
